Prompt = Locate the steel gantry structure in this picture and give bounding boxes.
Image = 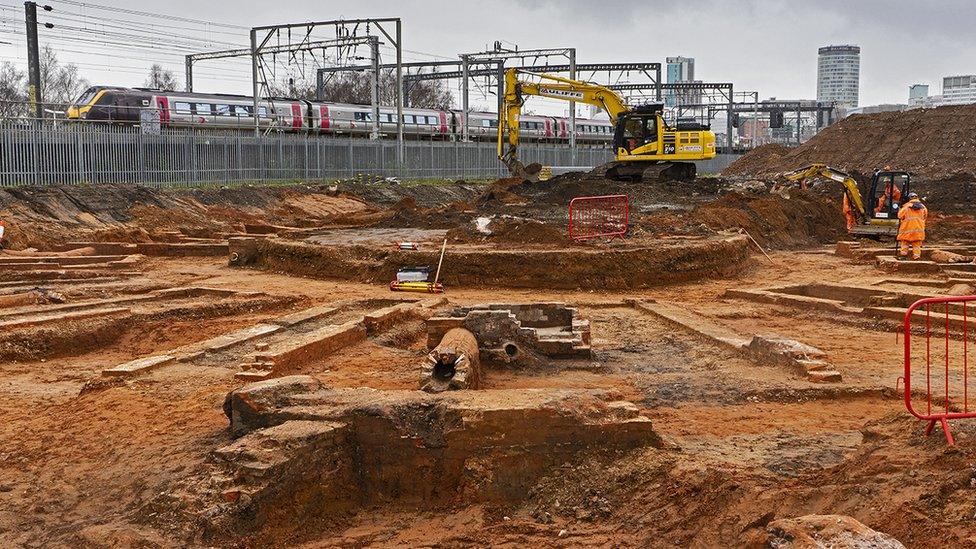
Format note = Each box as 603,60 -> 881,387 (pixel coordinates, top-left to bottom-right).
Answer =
248,18 -> 404,162
316,51 -> 661,163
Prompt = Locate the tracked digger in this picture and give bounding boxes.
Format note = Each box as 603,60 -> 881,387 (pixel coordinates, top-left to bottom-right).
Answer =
497,69 -> 717,182
784,163 -> 912,238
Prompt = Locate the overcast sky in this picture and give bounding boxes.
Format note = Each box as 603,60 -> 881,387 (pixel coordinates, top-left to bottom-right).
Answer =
1,0 -> 974,110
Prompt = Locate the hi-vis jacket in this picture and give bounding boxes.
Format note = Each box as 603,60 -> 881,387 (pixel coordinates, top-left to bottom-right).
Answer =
897,198 -> 927,242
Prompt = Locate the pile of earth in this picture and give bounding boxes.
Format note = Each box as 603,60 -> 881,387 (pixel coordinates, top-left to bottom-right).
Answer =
637,190 -> 845,248
722,143 -> 791,177
445,215 -> 573,246
0,184 -> 371,250
722,104 -> 976,180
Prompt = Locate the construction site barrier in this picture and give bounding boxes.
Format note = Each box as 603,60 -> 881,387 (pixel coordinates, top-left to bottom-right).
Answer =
902,295 -> 976,444
568,194 -> 629,241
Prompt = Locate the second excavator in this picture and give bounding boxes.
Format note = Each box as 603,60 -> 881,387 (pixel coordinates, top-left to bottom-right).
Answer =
497,69 -> 717,182
784,163 -> 912,238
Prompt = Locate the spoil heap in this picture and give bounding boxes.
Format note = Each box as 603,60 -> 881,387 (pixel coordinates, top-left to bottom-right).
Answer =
723,104 -> 976,179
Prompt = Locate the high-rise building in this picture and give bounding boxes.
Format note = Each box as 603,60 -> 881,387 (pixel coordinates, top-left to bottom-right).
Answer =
817,45 -> 860,109
941,75 -> 976,105
666,56 -> 695,83
665,56 -> 696,107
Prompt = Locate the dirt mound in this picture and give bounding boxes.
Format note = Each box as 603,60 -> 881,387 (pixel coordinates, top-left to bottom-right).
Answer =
723,143 -> 791,176
639,190 -> 844,249
475,177 -> 528,208
0,184 -> 372,250
447,216 -> 572,245
722,104 -> 976,179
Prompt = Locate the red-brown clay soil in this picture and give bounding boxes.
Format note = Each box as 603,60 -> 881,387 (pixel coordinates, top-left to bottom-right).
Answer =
2,178 -> 976,547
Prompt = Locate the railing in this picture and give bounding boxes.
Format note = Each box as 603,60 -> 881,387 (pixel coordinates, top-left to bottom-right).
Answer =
0,122 -> 615,187
568,194 -> 629,241
902,296 -> 976,444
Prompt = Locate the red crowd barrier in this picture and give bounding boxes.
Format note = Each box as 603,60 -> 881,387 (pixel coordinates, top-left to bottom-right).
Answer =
902,296 -> 976,444
568,194 -> 629,241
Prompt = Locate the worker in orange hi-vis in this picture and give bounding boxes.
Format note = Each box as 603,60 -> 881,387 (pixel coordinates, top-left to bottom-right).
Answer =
897,192 -> 927,260
842,193 -> 856,231
875,179 -> 903,215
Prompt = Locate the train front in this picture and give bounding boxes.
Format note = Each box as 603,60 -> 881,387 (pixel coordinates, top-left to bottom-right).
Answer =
66,86 -> 109,120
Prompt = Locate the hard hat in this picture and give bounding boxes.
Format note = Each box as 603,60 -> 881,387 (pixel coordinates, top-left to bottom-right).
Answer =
908,192 -> 919,199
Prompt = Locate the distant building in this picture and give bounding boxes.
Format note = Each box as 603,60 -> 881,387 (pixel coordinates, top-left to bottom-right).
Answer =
666,56 -> 694,83
909,84 -> 929,101
817,45 -> 860,109
665,56 -> 697,107
844,104 -> 907,115
941,75 -> 976,105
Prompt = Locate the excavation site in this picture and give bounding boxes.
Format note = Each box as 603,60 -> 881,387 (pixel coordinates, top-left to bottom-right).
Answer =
4,7 -> 976,545
3,101 -> 976,548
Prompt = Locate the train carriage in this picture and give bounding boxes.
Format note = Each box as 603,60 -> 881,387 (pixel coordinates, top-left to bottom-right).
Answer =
66,85 -> 615,145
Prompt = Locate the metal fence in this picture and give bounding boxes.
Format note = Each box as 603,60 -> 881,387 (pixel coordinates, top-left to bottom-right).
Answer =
0,123 -> 742,187
0,123 -> 621,187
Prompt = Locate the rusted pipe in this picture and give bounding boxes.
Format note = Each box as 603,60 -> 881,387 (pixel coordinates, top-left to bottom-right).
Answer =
421,327 -> 480,392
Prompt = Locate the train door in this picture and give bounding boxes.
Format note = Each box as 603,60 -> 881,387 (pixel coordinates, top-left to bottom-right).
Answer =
291,103 -> 303,130
319,105 -> 330,131
156,96 -> 170,124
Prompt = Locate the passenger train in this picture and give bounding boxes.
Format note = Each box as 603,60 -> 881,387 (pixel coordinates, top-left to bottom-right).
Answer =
65,85 -> 615,143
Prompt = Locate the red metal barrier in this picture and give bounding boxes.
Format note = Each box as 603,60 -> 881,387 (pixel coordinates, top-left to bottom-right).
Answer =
568,194 -> 629,241
903,295 -> 976,444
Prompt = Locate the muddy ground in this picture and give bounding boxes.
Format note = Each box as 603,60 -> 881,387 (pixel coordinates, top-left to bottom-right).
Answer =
1,173 -> 976,547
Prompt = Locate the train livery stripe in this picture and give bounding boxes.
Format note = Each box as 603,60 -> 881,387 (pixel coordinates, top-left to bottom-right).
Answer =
439,111 -> 448,134
157,96 -> 170,122
320,105 -> 330,129
291,103 -> 302,129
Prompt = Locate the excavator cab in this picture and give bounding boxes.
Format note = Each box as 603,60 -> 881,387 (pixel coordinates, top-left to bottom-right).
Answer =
614,106 -> 663,155
866,170 -> 911,222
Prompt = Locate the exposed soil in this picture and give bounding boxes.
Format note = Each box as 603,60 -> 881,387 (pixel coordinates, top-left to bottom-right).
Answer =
1,162 -> 976,548
722,104 -> 976,180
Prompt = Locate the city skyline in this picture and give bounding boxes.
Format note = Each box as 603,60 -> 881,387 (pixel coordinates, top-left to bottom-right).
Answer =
1,0 -> 974,109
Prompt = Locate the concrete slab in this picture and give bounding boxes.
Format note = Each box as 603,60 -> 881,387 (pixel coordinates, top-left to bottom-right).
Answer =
0,307 -> 130,330
194,323 -> 281,352
271,305 -> 341,327
632,300 -> 841,382
724,288 -> 859,314
631,299 -> 751,350
252,321 -> 367,371
103,355 -> 176,377
136,242 -> 229,257
0,293 -> 163,320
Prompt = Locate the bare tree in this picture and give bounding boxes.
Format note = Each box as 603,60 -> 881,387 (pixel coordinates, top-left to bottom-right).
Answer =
0,62 -> 27,118
145,63 -> 179,91
319,71 -> 454,109
39,46 -> 89,111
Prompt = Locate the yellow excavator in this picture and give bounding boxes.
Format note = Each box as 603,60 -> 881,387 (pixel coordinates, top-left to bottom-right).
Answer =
497,69 -> 716,182
784,163 -> 912,238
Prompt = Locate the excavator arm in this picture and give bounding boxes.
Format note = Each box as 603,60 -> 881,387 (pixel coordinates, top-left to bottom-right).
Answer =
784,163 -> 867,222
498,69 -> 630,178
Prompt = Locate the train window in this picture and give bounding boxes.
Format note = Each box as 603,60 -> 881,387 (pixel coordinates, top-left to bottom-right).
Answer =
354,112 -> 371,121
403,114 -> 415,124
195,103 -> 212,116
257,106 -> 268,117
481,119 -> 491,127
426,116 -> 436,124
73,87 -> 99,106
489,119 -> 498,128
215,104 -> 231,116
174,102 -> 192,114
233,105 -> 252,116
